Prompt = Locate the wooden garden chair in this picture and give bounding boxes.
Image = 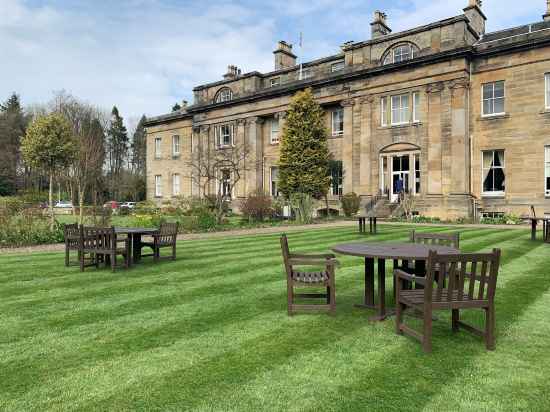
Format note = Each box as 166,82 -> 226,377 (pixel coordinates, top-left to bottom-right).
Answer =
80,226 -> 130,272
411,230 -> 460,249
394,249 -> 501,353
141,222 -> 179,262
64,223 -> 81,266
280,234 -> 338,315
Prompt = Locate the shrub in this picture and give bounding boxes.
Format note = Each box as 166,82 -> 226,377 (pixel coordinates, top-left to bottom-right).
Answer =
341,192 -> 361,217
197,209 -> 217,230
240,192 -> 273,222
290,193 -> 315,224
0,197 -> 25,216
0,214 -> 64,247
480,213 -> 522,225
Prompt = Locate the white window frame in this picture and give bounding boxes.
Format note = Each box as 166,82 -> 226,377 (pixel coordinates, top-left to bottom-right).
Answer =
270,166 -> 280,197
482,150 -> 506,196
545,145 -> 550,196
172,173 -> 181,196
215,88 -> 233,103
412,92 -> 420,123
545,73 -> 550,110
270,118 -> 280,144
331,60 -> 345,72
391,94 -> 410,126
300,68 -> 312,80
219,169 -> 233,199
215,124 -> 234,148
331,108 -> 344,136
381,96 -> 388,126
482,81 -> 505,117
155,175 -> 162,197
384,44 -> 414,65
172,135 -> 180,156
270,77 -> 280,87
154,137 -> 162,159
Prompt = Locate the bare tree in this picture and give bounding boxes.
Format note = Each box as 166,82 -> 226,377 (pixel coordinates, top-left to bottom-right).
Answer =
187,142 -> 249,224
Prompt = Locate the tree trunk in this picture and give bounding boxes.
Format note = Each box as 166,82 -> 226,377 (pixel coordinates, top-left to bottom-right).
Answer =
324,194 -> 329,221
49,173 -> 54,229
78,184 -> 85,225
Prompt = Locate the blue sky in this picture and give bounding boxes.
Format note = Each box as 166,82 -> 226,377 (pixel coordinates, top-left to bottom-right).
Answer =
1,0 -> 545,127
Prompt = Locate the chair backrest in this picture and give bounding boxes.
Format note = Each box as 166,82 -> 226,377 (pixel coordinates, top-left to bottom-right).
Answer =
64,223 -> 79,240
411,230 -> 460,250
530,205 -> 537,218
81,226 -> 116,252
158,222 -> 178,244
280,234 -> 292,279
425,249 -> 501,304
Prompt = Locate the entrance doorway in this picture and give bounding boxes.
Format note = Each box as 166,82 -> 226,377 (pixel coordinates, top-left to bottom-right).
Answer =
391,155 -> 410,202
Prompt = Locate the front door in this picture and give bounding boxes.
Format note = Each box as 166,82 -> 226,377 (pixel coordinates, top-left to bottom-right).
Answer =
391,155 -> 410,203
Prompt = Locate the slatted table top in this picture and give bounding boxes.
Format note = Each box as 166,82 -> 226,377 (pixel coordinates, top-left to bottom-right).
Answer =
332,242 -> 459,260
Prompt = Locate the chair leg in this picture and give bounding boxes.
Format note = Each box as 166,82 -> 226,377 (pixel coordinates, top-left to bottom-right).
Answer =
452,309 -> 460,332
422,310 -> 433,353
287,283 -> 294,316
329,283 -> 336,315
485,305 -> 496,350
172,243 -> 176,260
111,253 -> 116,272
395,302 -> 404,335
65,245 -> 70,267
326,286 -> 330,304
80,251 -> 85,272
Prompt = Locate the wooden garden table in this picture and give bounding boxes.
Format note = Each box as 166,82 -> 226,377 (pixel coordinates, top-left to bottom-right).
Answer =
358,216 -> 377,234
115,227 -> 159,264
331,242 -> 460,321
522,217 -> 550,242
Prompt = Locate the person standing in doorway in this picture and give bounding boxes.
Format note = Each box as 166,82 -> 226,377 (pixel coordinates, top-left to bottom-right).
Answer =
395,177 -> 404,203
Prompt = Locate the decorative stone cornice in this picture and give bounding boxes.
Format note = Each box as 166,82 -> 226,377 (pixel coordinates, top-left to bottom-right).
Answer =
274,111 -> 287,120
426,82 -> 445,94
449,78 -> 470,90
358,95 -> 374,105
246,116 -> 264,125
236,118 -> 247,126
200,125 -> 210,133
340,98 -> 356,107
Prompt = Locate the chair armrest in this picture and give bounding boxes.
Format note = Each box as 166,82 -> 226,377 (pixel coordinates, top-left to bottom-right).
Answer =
290,253 -> 336,259
393,269 -> 426,285
289,258 -> 340,267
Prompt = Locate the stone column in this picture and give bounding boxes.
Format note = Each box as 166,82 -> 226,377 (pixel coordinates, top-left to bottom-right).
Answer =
359,96 -> 373,196
246,117 -> 264,194
199,125 -> 211,197
449,79 -> 470,195
190,126 -> 201,196
235,119 -> 247,197
425,82 -> 444,195
341,99 -> 355,194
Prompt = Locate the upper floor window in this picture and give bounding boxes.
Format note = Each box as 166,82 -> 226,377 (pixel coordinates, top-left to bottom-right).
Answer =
482,81 -> 505,116
215,87 -> 233,103
155,137 -> 162,159
482,150 -> 505,195
270,118 -> 280,144
270,167 -> 280,197
545,73 -> 550,110
172,135 -> 180,156
383,43 -> 417,65
331,108 -> 344,136
331,60 -> 345,72
545,146 -> 550,196
270,77 -> 280,87
215,124 -> 235,148
300,68 -> 312,80
391,94 -> 410,125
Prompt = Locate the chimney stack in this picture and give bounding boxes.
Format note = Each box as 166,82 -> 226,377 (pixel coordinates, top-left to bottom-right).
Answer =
223,65 -> 241,80
371,11 -> 391,39
273,41 -> 297,70
463,0 -> 486,36
544,0 -> 550,21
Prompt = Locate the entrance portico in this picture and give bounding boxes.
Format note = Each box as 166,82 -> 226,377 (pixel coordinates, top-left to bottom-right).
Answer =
379,143 -> 421,203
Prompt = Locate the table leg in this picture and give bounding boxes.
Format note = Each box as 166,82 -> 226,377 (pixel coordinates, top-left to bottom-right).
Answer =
126,234 -> 133,267
414,259 -> 426,289
368,258 -> 389,321
531,219 -> 537,241
355,257 -> 375,309
133,234 -> 142,264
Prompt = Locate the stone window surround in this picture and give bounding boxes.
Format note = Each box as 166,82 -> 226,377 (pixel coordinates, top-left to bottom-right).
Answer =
379,90 -> 422,128
331,107 -> 344,137
172,135 -> 180,157
270,117 -> 280,145
154,137 -> 162,159
215,87 -> 233,104
382,42 -> 419,65
214,123 -> 235,149
172,173 -> 181,196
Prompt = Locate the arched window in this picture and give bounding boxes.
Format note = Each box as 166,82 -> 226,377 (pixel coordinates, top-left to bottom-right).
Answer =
215,87 -> 233,103
382,42 -> 419,65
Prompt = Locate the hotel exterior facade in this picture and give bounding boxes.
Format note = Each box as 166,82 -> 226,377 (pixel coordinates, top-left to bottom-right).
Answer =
144,0 -> 550,219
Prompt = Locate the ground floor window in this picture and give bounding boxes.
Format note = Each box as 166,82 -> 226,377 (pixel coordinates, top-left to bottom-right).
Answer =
414,154 -> 421,194
330,161 -> 343,196
219,169 -> 232,198
172,173 -> 180,196
545,146 -> 550,196
270,167 -> 280,197
482,150 -> 505,195
155,175 -> 162,197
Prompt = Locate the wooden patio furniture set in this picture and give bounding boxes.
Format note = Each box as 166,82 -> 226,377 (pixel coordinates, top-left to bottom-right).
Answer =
64,223 -> 179,272
281,230 -> 501,353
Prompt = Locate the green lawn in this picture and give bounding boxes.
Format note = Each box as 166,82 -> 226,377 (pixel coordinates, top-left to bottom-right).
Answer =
1,225 -> 549,411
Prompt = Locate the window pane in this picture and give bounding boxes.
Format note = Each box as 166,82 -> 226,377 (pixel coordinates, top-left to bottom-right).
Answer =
494,98 -> 504,114
483,99 -> 492,115
494,168 -> 505,191
483,169 -> 494,192
483,151 -> 493,169
494,81 -> 505,98
381,97 -> 387,125
483,84 -> 493,100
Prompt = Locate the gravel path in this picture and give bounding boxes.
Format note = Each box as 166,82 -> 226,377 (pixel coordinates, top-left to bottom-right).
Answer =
0,220 -> 531,256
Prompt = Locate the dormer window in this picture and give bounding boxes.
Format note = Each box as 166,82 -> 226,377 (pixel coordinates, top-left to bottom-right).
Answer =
382,43 -> 417,65
215,88 -> 233,103
331,60 -> 345,72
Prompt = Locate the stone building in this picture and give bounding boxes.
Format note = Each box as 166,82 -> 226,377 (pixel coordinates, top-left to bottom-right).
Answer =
144,0 -> 550,219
